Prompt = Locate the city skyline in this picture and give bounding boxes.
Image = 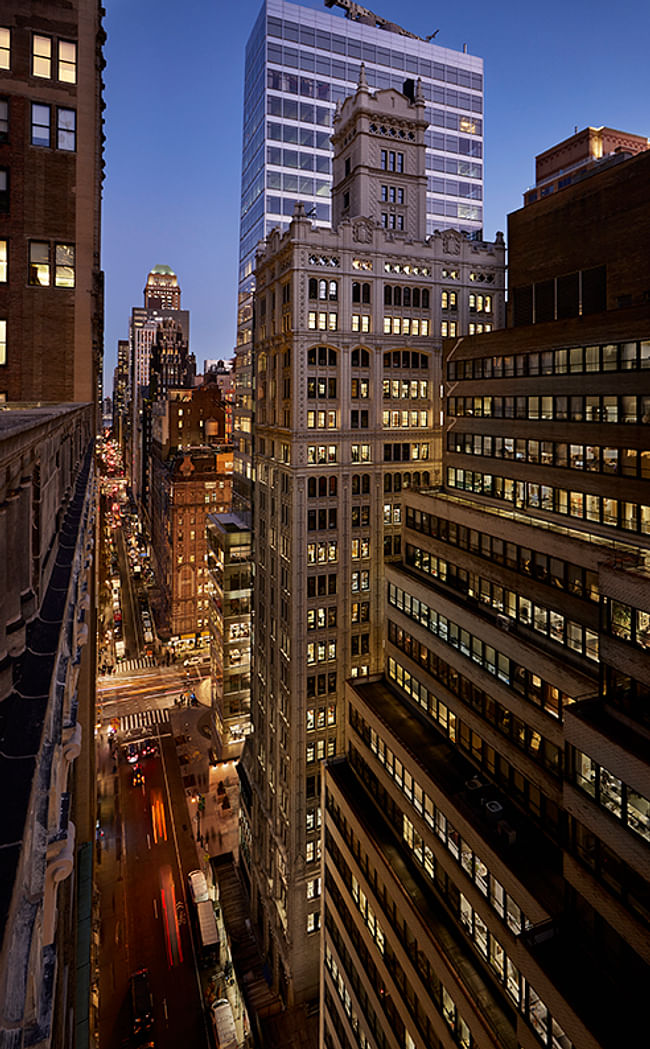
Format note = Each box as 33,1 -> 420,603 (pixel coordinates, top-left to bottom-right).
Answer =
102,0 -> 650,390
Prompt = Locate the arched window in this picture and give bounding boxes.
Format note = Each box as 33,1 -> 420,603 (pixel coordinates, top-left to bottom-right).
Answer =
329,280 -> 338,301
318,476 -> 327,497
352,281 -> 360,303
384,285 -> 392,306
393,286 -> 402,307
308,346 -> 338,367
384,474 -> 392,493
362,283 -> 371,304
422,471 -> 430,485
352,474 -> 360,494
361,474 -> 370,493
403,472 -> 411,489
393,473 -> 402,492
308,477 -> 317,497
403,287 -> 411,307
329,476 -> 337,496
308,278 -> 318,299
422,289 -> 430,309
351,348 -> 370,368
413,471 -> 421,487
319,279 -> 328,300
412,287 -> 420,308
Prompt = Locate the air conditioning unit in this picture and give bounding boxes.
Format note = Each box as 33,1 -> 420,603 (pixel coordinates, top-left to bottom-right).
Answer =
465,777 -> 483,791
485,800 -> 503,816
498,820 -> 517,845
496,614 -> 513,631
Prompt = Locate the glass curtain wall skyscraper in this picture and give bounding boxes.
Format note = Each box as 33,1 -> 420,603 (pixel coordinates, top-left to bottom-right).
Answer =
239,0 -> 485,295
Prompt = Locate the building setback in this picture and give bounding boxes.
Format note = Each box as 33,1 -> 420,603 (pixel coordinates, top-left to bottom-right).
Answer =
323,140 -> 650,1049
238,74 -> 504,1007
0,2 -> 104,408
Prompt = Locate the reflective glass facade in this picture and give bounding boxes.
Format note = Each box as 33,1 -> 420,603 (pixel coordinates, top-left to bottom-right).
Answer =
239,0 -> 485,291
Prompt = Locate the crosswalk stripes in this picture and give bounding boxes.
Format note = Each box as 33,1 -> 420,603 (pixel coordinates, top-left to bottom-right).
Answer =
114,655 -> 156,675
119,707 -> 170,733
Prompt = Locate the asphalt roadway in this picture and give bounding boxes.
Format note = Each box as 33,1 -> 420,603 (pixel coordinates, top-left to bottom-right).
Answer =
96,725 -> 212,1049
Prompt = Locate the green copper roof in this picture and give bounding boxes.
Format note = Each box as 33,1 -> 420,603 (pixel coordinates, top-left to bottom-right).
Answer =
150,264 -> 176,276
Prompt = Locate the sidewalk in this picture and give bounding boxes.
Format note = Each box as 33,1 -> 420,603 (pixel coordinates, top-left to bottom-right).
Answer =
168,699 -> 240,862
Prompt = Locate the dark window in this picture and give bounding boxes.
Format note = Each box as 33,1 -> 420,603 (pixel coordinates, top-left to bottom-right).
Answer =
57,107 -> 76,151
582,265 -> 606,315
534,280 -> 554,324
556,272 -> 579,319
513,285 -> 533,326
31,103 -> 50,147
0,169 -> 8,214
0,97 -> 8,142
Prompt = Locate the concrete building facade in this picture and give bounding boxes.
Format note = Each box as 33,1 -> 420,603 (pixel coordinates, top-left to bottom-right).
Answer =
0,405 -> 96,1048
322,141 -> 650,1049
238,76 -> 504,1007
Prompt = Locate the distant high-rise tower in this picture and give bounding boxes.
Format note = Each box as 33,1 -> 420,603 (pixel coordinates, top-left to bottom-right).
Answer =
125,266 -> 189,509
0,0 -> 104,410
239,0 -> 485,295
144,263 -> 182,310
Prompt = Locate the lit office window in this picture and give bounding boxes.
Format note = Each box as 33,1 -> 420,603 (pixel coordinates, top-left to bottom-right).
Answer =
29,242 -> 50,285
0,29 -> 10,70
32,35 -> 52,78
55,244 -> 75,287
58,40 -> 77,83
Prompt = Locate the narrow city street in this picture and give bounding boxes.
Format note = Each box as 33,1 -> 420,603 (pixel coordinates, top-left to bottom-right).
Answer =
96,719 -> 212,1049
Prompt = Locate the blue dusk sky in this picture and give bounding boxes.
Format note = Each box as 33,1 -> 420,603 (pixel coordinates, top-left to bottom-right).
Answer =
102,0 -> 650,391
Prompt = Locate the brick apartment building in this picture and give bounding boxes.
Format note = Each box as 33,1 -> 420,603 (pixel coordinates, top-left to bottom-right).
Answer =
0,2 -> 104,406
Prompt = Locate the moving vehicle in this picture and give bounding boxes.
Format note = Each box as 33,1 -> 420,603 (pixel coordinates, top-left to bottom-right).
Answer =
130,969 -> 154,1043
126,743 -> 140,764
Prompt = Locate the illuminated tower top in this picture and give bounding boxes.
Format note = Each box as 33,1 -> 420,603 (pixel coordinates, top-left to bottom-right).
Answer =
144,264 -> 181,309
